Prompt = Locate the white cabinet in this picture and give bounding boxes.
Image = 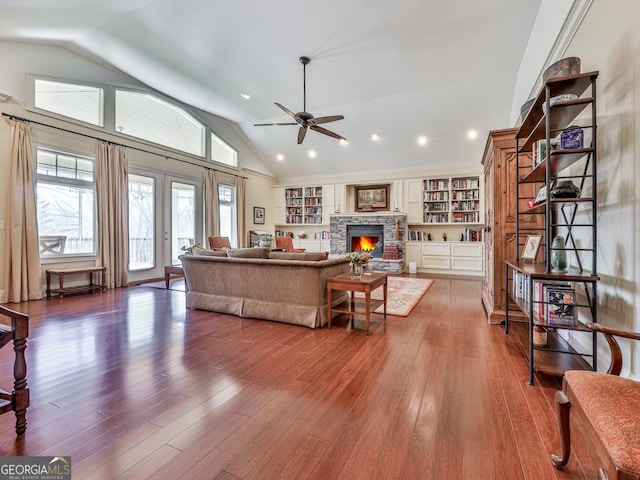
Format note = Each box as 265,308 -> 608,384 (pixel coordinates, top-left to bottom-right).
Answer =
404,242 -> 422,271
405,179 -> 423,223
293,239 -> 329,252
333,183 -> 345,214
273,187 -> 285,225
416,241 -> 484,276
322,184 -> 335,217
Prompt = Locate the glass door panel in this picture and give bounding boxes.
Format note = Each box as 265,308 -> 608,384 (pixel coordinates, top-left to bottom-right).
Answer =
171,181 -> 196,265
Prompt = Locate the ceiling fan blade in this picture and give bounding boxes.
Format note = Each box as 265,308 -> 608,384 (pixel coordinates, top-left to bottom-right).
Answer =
253,122 -> 298,126
311,114 -> 344,125
310,125 -> 346,141
298,126 -> 308,144
275,102 -> 299,121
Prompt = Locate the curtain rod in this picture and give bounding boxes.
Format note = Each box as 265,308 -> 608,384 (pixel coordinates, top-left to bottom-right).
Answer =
2,112 -> 248,179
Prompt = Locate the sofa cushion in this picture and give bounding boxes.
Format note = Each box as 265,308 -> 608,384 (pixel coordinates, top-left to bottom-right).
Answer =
193,247 -> 228,257
226,247 -> 270,259
268,251 -> 327,261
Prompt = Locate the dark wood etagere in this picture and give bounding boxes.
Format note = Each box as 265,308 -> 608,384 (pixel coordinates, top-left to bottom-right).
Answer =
505,71 -> 600,385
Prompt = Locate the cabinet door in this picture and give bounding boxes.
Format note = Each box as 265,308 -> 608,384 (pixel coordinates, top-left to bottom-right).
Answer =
323,184 -> 335,217
405,179 -> 423,223
392,180 -> 403,212
405,242 -> 421,268
273,188 -> 285,224
334,184 -> 345,214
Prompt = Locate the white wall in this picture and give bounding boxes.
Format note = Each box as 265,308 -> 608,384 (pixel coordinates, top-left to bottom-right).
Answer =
562,0 -> 640,377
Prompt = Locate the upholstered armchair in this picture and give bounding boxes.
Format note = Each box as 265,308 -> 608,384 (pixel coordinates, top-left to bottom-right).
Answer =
275,236 -> 305,253
551,322 -> 640,479
208,236 -> 231,250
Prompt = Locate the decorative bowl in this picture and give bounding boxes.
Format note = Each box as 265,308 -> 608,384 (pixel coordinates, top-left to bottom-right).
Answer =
550,180 -> 581,199
298,231 -> 307,239
543,57 -> 581,83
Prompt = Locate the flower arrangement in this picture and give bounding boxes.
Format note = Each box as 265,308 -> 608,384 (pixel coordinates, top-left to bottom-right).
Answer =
345,251 -> 372,264
180,242 -> 201,255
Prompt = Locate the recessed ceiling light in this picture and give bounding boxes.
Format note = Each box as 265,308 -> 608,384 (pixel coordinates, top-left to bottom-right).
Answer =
240,93 -> 251,100
417,136 -> 428,146
467,129 -> 478,140
308,150 -> 317,158
371,133 -> 380,142
276,154 -> 284,161
339,139 -> 348,146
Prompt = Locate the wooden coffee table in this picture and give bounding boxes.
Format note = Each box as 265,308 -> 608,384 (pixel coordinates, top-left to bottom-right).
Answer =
327,272 -> 387,334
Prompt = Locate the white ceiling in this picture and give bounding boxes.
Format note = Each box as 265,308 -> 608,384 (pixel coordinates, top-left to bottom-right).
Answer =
0,0 -> 544,179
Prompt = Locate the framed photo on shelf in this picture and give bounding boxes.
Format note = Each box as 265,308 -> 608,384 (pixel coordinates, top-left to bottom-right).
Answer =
355,184 -> 389,212
521,235 -> 542,261
253,206 -> 265,224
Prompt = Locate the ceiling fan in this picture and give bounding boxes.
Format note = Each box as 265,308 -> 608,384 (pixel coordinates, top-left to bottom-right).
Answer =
254,56 -> 346,145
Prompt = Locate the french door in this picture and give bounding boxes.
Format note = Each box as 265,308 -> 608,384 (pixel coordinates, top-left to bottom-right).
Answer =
127,170 -> 202,282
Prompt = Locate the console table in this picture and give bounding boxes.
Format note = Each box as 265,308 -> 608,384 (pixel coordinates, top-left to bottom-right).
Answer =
327,272 -> 387,334
46,267 -> 107,298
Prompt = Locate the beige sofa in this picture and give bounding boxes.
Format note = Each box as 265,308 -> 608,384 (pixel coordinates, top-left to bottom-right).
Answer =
180,248 -> 350,328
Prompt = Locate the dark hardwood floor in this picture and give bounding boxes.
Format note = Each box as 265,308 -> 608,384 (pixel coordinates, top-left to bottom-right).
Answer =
0,276 -> 599,479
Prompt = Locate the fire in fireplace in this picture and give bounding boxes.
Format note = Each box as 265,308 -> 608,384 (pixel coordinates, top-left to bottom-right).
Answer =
347,224 -> 384,258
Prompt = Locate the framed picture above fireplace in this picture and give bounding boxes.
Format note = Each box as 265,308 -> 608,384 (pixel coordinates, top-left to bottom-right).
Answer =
355,184 -> 389,212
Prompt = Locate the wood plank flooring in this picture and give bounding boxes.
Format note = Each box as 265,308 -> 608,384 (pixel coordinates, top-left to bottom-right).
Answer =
0,276 -> 600,479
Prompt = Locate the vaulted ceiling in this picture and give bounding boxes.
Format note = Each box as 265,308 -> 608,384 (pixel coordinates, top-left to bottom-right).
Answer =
0,0 -> 543,179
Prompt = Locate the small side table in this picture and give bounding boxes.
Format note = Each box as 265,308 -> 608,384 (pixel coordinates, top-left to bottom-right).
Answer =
327,272 -> 387,334
164,265 -> 184,289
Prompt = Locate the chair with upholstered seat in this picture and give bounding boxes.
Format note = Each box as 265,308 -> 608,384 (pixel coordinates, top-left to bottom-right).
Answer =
208,236 -> 232,250
551,322 -> 640,480
275,236 -> 305,253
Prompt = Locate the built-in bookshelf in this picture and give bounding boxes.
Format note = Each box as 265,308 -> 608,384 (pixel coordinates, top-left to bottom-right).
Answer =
418,176 -> 481,224
283,186 -> 324,224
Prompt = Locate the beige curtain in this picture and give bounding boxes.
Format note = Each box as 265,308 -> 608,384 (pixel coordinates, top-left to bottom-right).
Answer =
3,120 -> 42,302
236,177 -> 246,248
204,170 -> 219,238
96,142 -> 129,288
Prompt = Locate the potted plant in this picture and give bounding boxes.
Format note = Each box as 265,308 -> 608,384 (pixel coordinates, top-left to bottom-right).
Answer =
257,234 -> 273,248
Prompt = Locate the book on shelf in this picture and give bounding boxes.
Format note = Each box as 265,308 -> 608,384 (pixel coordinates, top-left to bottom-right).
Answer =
533,138 -> 560,166
545,285 -> 576,326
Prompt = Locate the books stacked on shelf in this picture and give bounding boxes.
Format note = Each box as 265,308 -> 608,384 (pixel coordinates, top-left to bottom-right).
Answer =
407,228 -> 428,241
275,230 -> 294,238
512,269 -> 575,326
462,228 -> 483,242
424,213 -> 449,223
313,231 -> 330,240
452,211 -> 480,223
451,178 -> 479,189
545,285 -> 576,326
424,179 -> 449,191
533,138 -> 560,167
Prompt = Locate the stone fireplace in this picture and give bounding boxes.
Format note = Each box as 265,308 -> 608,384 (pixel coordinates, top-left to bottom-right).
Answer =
330,213 -> 406,273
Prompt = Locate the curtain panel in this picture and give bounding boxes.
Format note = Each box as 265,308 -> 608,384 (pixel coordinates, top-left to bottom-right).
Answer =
204,170 -> 219,238
3,120 -> 42,302
96,142 -> 129,288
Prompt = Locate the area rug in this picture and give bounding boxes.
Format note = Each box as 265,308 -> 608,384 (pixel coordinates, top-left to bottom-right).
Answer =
354,276 -> 434,317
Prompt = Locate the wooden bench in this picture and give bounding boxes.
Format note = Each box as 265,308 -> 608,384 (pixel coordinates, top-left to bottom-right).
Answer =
551,322 -> 640,480
0,305 -> 29,436
46,267 -> 107,298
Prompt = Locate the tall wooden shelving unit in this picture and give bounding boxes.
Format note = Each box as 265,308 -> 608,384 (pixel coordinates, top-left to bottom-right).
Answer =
505,71 -> 600,385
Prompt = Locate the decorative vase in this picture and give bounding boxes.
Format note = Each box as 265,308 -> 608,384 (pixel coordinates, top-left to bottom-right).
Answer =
551,236 -> 568,272
352,262 -> 363,278
533,326 -> 548,347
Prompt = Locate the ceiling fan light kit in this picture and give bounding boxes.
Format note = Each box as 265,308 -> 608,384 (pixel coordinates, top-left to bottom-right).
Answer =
254,56 -> 345,145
